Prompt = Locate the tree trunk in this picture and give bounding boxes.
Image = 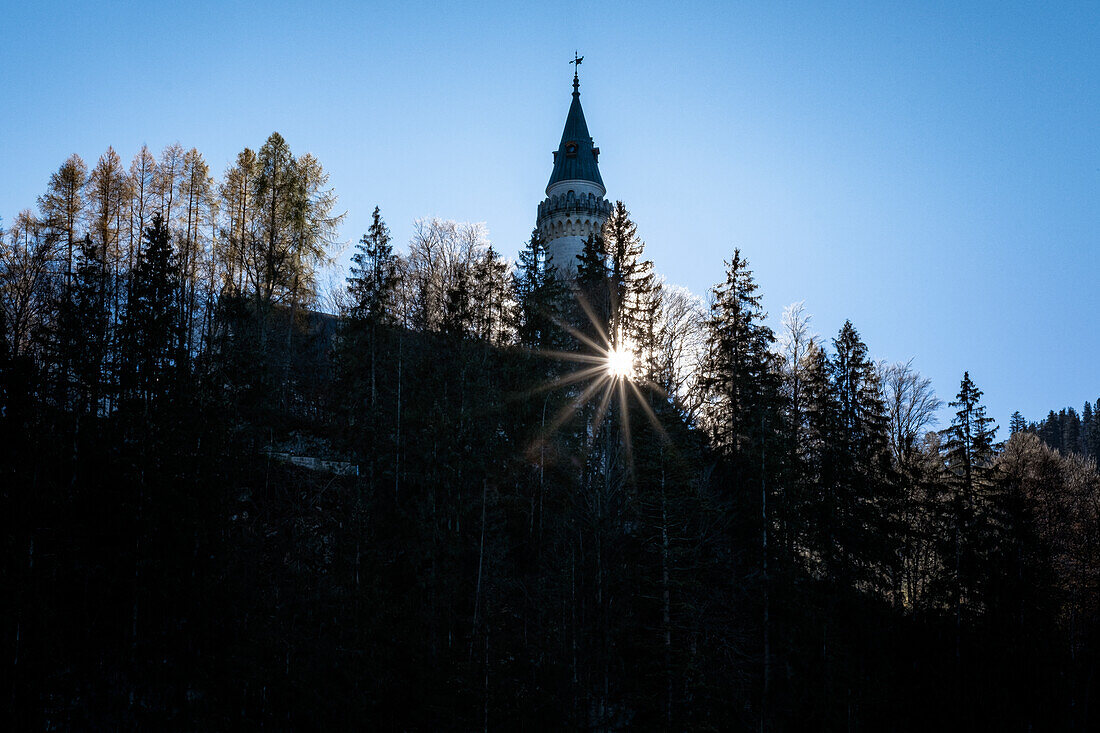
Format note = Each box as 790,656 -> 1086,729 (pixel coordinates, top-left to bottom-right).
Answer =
661,456 -> 673,727
761,414 -> 770,732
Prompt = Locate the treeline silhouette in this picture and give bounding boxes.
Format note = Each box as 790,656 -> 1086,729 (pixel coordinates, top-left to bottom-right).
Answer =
1014,403 -> 1100,461
2,138 -> 1098,730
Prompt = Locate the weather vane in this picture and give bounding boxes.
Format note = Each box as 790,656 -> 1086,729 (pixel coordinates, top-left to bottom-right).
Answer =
571,51 -> 583,91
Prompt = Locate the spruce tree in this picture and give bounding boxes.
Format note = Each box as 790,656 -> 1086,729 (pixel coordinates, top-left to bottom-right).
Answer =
513,228 -> 566,350
441,266 -> 475,338
1038,410 -> 1061,452
795,341 -> 839,576
1082,401 -> 1097,460
698,249 -> 783,723
470,244 -> 510,344
68,233 -> 111,419
829,321 -> 896,592
573,232 -> 611,352
1091,398 -> 1100,459
120,213 -> 180,412
939,372 -> 999,648
340,206 -> 400,484
0,304 -> 13,455
700,249 -> 779,456
346,207 -> 399,326
602,201 -> 655,354
1062,408 -> 1082,455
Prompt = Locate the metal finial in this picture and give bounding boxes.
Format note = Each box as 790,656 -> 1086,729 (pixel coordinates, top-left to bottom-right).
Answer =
571,51 -> 583,94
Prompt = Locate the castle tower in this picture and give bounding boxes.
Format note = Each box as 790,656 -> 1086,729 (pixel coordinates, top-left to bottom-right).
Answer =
536,63 -> 611,276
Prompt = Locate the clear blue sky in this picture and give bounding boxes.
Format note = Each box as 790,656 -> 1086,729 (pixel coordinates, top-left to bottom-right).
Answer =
2,0 -> 1097,428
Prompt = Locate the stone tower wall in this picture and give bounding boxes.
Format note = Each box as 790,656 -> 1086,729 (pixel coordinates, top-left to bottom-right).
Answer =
536,189 -> 612,274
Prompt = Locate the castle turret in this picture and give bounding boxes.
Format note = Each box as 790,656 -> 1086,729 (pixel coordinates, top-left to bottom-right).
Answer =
537,64 -> 610,275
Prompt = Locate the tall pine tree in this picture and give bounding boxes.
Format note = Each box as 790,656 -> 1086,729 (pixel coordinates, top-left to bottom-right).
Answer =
939,372 -> 999,656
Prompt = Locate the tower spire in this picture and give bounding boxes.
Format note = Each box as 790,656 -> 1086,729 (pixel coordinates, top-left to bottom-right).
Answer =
537,54 -> 609,276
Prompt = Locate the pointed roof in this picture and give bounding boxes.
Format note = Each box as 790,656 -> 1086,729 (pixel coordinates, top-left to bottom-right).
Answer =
546,74 -> 604,193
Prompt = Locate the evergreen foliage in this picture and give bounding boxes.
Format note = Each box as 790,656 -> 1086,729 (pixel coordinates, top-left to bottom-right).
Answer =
2,143 -> 1098,730
119,213 -> 180,409
513,228 -> 567,350
346,206 -> 399,325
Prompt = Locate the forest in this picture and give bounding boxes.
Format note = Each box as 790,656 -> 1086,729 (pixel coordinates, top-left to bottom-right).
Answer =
2,135 -> 1098,730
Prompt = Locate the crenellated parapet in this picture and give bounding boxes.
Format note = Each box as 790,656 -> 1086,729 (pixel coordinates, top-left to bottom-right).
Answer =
537,190 -> 612,221
537,191 -> 611,243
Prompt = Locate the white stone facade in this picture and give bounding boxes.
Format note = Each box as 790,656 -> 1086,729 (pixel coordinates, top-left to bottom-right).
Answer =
537,182 -> 611,275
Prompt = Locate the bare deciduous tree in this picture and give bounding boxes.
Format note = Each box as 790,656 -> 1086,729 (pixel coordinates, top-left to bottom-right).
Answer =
778,300 -> 818,444
652,281 -> 707,420
405,218 -> 490,332
0,211 -> 56,356
883,359 -> 943,467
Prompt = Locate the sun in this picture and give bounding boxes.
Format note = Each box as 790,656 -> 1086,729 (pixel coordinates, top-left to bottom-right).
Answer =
527,293 -> 667,474
606,345 -> 635,380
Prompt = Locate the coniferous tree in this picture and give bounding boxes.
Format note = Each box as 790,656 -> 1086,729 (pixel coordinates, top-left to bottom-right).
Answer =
155,142 -> 185,228
7,133 -> 1100,729
603,201 -> 655,355
700,249 -> 779,457
470,244 -> 510,344
938,372 -> 999,656
284,151 -> 343,312
1062,408 -> 1082,455
88,147 -> 128,272
574,232 -> 610,334
698,249 -> 782,723
1038,410 -> 1061,452
442,265 -> 476,338
120,213 -> 180,412
86,148 -> 129,410
38,154 -> 87,287
0,304 -> 11,435
66,234 -> 110,425
347,207 -> 399,327
1094,397 -> 1100,454
1083,400 -> 1098,460
253,132 -> 299,312
176,147 -> 214,360
220,148 -> 258,294
513,228 -> 567,350
340,207 -> 400,486
830,321 -> 897,593
570,221 -> 656,725
126,146 -> 158,269
794,341 -> 838,575
237,134 -> 343,410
